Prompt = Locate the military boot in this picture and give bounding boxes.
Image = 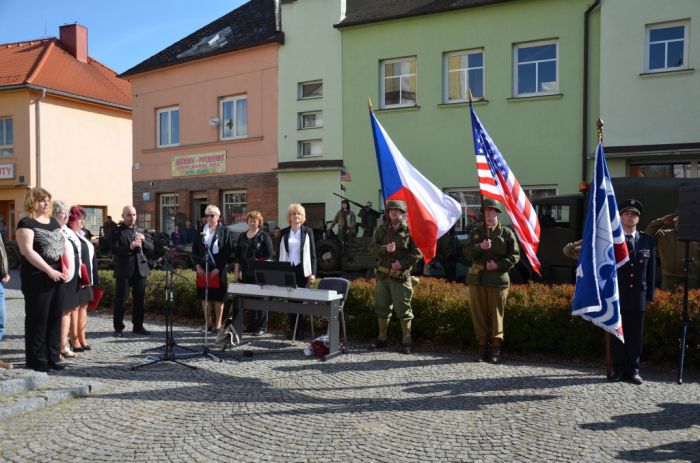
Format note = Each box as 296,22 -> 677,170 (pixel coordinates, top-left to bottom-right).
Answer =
476,343 -> 489,362
370,317 -> 390,350
400,319 -> 412,354
490,340 -> 502,364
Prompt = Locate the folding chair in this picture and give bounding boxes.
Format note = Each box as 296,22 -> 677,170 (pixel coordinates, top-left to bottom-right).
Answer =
316,277 -> 350,346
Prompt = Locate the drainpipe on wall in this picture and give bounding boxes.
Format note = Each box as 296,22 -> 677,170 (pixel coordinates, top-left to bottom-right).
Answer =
35,88 -> 46,187
582,0 -> 601,183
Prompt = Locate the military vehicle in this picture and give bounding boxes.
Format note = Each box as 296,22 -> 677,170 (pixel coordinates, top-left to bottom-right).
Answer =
532,176 -> 700,284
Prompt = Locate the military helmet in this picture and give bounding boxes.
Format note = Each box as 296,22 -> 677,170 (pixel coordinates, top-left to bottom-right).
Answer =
386,199 -> 407,213
482,198 -> 502,213
619,199 -> 643,216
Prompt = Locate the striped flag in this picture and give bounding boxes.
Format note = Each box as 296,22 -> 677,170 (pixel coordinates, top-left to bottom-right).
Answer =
572,142 -> 628,342
468,102 -> 541,275
369,110 -> 461,262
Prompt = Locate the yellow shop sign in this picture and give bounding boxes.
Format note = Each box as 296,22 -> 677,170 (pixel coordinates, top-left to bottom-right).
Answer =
172,151 -> 226,177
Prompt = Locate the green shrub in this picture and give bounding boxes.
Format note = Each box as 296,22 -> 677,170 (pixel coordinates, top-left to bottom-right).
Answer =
94,271 -> 699,367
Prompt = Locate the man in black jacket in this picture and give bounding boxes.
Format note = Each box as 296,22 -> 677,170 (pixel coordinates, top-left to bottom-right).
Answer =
111,206 -> 154,336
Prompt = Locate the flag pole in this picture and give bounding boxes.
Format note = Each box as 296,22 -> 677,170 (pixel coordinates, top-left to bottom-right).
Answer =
468,87 -> 491,253
597,118 -> 613,380
368,96 -> 373,113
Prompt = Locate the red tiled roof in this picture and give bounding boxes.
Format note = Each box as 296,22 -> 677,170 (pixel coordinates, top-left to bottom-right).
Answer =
0,38 -> 131,109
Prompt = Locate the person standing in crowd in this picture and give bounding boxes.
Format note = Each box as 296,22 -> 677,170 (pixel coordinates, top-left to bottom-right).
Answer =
646,211 -> 699,290
17,187 -> 67,372
278,204 -> 317,340
70,207 -> 97,352
369,200 -> 423,354
233,211 -> 273,336
111,206 -> 153,337
170,225 -> 182,246
358,201 -> 380,238
612,199 -> 655,385
436,226 -> 459,282
464,198 -> 520,363
332,200 -> 357,252
192,205 -> 234,332
102,215 -> 116,241
0,229 -> 11,369
182,219 -> 197,245
54,201 -> 81,360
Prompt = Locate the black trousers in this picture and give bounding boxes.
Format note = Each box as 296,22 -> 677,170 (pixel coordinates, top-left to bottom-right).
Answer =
23,279 -> 62,369
113,274 -> 147,332
287,264 -> 308,338
612,310 -> 645,377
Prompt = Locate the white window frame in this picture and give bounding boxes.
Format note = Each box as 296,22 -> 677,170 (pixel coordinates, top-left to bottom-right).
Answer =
513,40 -> 559,97
444,49 -> 485,103
0,117 -> 13,157
298,139 -> 323,158
157,106 -> 180,148
223,190 -> 248,224
220,95 -> 248,140
645,21 -> 689,72
298,111 -> 323,130
159,193 -> 179,234
298,80 -> 323,100
380,57 -> 417,109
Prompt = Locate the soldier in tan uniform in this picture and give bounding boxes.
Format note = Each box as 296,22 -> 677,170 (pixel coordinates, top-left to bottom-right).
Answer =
646,212 -> 699,290
369,200 -> 423,354
464,198 -> 520,363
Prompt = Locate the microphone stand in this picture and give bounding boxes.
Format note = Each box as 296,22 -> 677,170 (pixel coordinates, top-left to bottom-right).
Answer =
197,233 -> 222,363
132,250 -> 199,370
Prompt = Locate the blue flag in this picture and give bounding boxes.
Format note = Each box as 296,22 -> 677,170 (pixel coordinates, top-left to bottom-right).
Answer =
572,142 -> 629,342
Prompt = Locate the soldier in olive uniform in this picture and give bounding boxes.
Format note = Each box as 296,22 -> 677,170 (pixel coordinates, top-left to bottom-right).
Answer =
464,198 -> 519,363
646,212 -> 699,290
369,200 -> 423,354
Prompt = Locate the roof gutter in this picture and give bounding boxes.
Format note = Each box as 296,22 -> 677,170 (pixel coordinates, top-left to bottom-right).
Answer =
582,0 -> 601,183
35,88 -> 46,187
0,84 -> 131,111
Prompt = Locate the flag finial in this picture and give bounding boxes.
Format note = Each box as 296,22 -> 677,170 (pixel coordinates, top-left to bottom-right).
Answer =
467,87 -> 473,103
368,97 -> 373,112
596,119 -> 604,143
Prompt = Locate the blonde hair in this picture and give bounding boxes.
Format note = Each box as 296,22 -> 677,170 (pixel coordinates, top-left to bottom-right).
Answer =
246,210 -> 264,229
24,187 -> 52,219
52,200 -> 68,217
204,204 -> 221,217
286,203 -> 306,224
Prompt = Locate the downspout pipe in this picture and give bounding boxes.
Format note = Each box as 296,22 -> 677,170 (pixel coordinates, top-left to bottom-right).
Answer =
35,88 -> 47,187
583,0 -> 601,183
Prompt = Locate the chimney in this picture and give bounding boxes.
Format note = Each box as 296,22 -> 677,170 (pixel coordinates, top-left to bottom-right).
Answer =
59,23 -> 88,63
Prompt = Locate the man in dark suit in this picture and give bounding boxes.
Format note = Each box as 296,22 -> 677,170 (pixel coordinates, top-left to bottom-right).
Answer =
111,206 -> 154,336
612,199 -> 655,385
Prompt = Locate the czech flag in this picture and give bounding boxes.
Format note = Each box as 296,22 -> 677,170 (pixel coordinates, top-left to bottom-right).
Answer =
369,110 -> 462,262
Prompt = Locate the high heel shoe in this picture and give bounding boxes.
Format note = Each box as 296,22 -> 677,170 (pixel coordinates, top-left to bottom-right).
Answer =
70,341 -> 85,353
61,348 -> 77,359
81,344 -> 92,351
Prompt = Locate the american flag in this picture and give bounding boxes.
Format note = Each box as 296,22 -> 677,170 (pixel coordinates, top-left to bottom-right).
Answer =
340,167 -> 352,182
469,103 -> 541,275
572,142 -> 627,341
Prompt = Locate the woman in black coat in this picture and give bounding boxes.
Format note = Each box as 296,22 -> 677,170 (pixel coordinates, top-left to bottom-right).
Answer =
192,205 -> 234,331
278,203 -> 317,340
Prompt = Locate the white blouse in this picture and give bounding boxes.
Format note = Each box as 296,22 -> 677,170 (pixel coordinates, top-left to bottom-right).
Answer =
287,227 -> 302,266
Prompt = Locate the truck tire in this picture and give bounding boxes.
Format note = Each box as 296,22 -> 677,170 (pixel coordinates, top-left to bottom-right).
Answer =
317,239 -> 342,273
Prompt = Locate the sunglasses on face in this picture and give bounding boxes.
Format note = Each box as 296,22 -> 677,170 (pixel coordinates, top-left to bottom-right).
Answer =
205,214 -> 217,218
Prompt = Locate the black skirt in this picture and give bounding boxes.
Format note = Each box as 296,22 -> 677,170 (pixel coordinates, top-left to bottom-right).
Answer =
60,275 -> 80,311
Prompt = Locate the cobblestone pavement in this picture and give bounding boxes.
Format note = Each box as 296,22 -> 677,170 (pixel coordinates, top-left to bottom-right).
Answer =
0,278 -> 698,463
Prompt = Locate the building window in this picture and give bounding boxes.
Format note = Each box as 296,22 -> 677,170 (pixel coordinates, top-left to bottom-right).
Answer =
81,206 -> 104,237
298,111 -> 323,130
157,107 -> 180,148
159,193 -> 178,234
514,41 -> 558,97
223,190 -> 248,224
0,117 -> 13,157
298,80 -> 323,99
629,162 -> 691,178
138,213 -> 153,232
220,95 -> 247,139
444,50 -> 484,102
381,57 -> 417,108
298,139 -> 323,157
646,22 -> 688,72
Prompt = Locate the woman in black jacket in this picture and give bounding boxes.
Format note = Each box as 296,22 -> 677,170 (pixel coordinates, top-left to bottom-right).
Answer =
192,205 -> 234,331
233,211 -> 273,336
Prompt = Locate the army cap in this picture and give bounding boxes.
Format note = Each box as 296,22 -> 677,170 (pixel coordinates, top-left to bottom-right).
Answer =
482,198 -> 502,213
386,199 -> 407,213
620,199 -> 643,216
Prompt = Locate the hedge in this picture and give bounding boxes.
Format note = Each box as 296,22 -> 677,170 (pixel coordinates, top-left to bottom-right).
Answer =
96,270 -> 700,367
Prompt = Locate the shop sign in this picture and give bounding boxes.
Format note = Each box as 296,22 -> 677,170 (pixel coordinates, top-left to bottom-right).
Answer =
172,151 -> 226,177
0,163 -> 14,179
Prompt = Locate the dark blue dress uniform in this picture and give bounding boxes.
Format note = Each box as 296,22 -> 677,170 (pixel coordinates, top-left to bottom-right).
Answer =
613,230 -> 655,379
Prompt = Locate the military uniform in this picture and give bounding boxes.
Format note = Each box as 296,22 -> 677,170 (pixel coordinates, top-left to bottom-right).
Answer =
464,198 -> 519,362
613,199 -> 655,384
369,200 -> 422,353
646,218 -> 699,290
